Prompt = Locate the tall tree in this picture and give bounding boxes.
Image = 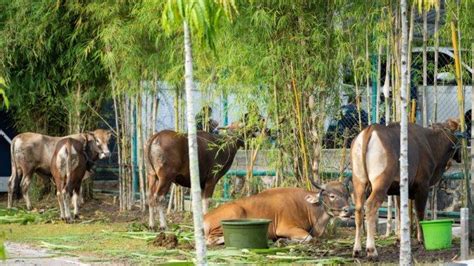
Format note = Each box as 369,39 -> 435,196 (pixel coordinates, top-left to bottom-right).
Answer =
162,1 -> 236,264
399,0 -> 411,264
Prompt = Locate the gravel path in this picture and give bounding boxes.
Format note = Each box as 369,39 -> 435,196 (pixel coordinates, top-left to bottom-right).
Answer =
4,242 -> 90,265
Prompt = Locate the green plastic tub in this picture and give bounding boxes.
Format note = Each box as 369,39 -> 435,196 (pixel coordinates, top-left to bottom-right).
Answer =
221,219 -> 272,249
420,219 -> 454,250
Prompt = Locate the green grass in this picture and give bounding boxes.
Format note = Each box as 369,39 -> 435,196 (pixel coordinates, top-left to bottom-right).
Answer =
1,222 -> 193,264
0,221 -> 359,264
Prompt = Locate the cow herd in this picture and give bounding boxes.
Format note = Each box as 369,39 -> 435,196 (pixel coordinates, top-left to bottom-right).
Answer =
7,117 -> 462,259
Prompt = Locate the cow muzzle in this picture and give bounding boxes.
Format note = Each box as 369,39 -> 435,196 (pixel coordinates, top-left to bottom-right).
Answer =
338,206 -> 352,220
100,152 -> 110,159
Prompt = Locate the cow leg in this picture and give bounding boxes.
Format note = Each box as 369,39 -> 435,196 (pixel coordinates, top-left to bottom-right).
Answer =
156,183 -> 172,230
155,171 -> 173,230
276,227 -> 313,243
365,185 -> 386,259
395,195 -> 401,240
80,171 -> 91,205
72,189 -> 80,219
57,191 -> 65,219
206,236 -> 225,245
352,179 -> 367,257
20,173 -> 32,210
62,190 -> 72,223
202,181 -> 218,214
7,175 -> 16,209
147,173 -> 159,230
414,190 -> 428,244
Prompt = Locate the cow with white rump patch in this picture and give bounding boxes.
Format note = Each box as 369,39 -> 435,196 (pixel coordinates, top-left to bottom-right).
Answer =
8,129 -> 112,210
50,133 -> 105,222
351,119 -> 462,259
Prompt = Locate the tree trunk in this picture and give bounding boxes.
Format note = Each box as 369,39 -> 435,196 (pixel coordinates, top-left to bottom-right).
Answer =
183,21 -> 207,265
137,92 -> 146,210
290,76 -> 310,189
366,31 -> 371,124
451,22 -> 469,208
384,44 -> 393,237
407,4 -> 415,121
422,9 -> 428,127
111,75 -> 124,210
399,0 -> 411,264
74,84 -> 81,133
376,45 -> 382,123
470,43 -> 474,241
431,5 -> 441,219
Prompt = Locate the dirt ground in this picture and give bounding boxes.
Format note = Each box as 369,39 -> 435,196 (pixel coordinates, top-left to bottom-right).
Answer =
0,192 -> 467,264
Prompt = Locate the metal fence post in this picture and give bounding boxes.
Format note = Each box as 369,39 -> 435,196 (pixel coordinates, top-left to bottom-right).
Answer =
461,207 -> 469,260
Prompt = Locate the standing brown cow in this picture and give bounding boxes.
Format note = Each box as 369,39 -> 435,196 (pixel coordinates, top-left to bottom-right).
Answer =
204,181 -> 351,245
8,129 -> 112,210
351,119 -> 461,258
146,121 -> 266,230
50,134 -> 104,222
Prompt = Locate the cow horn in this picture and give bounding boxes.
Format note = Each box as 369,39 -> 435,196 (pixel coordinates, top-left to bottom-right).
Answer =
309,177 -> 325,191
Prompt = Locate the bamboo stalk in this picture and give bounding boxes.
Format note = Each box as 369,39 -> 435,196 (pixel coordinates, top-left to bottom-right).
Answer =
290,74 -> 310,189
111,74 -> 123,210
376,45 -> 382,123
384,40 -> 393,237
338,128 -> 349,182
152,79 -> 158,133
366,30 -> 371,124
422,8 -> 428,126
137,92 -> 146,211
126,94 -> 133,210
451,21 -> 469,208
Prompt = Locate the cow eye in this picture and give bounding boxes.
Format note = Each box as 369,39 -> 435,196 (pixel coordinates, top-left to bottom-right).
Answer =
96,140 -> 100,145
329,194 -> 336,200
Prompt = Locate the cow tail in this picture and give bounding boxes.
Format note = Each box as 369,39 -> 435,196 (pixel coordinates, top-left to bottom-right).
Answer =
361,126 -> 373,185
65,140 -> 73,196
146,134 -> 160,178
10,139 -> 22,200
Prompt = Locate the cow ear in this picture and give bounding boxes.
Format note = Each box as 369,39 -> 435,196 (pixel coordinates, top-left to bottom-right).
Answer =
305,194 -> 319,204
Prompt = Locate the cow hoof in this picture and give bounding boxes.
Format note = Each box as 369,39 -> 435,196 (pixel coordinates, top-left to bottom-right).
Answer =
352,249 -> 362,258
148,225 -> 157,232
74,214 -> 80,220
366,248 -> 378,260
275,238 -> 290,247
159,226 -> 167,231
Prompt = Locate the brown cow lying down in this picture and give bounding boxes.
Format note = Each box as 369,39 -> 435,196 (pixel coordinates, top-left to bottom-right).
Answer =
204,181 -> 351,245
351,119 -> 461,258
50,134 -> 104,222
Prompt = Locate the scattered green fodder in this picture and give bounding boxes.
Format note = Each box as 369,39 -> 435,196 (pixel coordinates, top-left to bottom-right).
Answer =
0,232 -> 6,260
40,241 -> 81,251
0,207 -> 57,225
